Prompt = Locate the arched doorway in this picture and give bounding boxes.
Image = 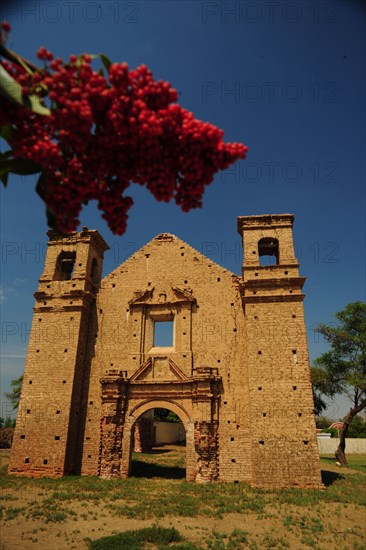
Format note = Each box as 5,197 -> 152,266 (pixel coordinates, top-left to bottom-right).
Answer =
120,400 -> 196,481
99,367 -> 221,482
130,407 -> 186,479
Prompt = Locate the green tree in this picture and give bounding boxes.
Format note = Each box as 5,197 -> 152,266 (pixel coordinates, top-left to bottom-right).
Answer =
315,415 -> 333,429
311,366 -> 334,416
153,408 -> 180,423
3,375 -> 23,410
346,415 -> 366,438
4,417 -> 16,428
313,301 -> 366,465
0,416 -> 16,428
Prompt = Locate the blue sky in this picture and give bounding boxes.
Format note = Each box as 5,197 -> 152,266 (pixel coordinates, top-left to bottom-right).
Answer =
0,0 -> 365,421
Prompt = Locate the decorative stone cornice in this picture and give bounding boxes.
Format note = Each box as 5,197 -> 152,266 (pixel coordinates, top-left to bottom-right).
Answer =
47,227 -> 109,254
129,286 -> 196,307
237,214 -> 294,233
244,276 -> 306,291
243,294 -> 305,304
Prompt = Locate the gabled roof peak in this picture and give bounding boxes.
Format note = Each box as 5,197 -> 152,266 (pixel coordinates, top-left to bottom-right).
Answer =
103,230 -> 239,283
154,233 -> 177,241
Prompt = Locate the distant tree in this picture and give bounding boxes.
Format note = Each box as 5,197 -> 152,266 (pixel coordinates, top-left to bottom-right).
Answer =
154,408 -> 180,423
0,416 -> 16,428
311,367 -> 335,416
322,427 -> 338,438
346,415 -> 366,438
3,375 -> 23,410
313,302 -> 366,465
154,408 -> 170,421
165,411 -> 181,423
4,417 -> 16,427
315,415 -> 333,429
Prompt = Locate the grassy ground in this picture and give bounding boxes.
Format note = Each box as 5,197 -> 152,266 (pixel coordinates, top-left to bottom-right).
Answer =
320,454 -> 366,473
0,447 -> 365,549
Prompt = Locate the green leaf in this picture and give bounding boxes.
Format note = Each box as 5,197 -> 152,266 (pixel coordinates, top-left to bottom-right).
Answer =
0,44 -> 36,76
0,150 -> 13,160
0,151 -> 33,186
75,53 -> 97,68
10,54 -> 34,77
99,53 -> 112,74
36,172 -> 48,198
0,150 -> 11,186
0,124 -> 14,143
45,206 -> 64,234
0,171 -> 8,187
0,64 -> 51,116
98,67 -> 105,78
0,157 -> 41,176
22,92 -> 51,117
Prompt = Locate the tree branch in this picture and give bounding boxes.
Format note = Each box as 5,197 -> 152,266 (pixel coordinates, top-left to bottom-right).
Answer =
336,397 -> 366,465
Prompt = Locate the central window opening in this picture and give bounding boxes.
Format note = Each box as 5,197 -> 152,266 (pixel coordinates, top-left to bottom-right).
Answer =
153,321 -> 174,347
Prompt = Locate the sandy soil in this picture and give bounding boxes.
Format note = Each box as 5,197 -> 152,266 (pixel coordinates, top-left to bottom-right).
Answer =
1,449 -> 365,550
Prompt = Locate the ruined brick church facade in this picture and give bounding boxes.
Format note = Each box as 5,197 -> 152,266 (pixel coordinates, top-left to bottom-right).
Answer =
9,214 -> 322,488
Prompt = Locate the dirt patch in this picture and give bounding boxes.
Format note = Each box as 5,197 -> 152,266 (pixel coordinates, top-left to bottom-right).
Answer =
1,448 -> 365,549
1,503 -> 365,550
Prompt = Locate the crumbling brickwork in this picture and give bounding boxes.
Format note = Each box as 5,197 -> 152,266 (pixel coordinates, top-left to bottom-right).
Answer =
133,411 -> 154,453
9,214 -> 322,488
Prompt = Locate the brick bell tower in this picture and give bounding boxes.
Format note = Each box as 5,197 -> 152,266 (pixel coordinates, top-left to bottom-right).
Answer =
9,228 -> 109,477
237,214 -> 322,488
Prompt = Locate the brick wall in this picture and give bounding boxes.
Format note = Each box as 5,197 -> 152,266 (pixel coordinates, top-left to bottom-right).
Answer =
9,216 -> 322,488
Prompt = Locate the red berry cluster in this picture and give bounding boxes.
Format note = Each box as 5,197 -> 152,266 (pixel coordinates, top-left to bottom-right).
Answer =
0,41 -> 248,234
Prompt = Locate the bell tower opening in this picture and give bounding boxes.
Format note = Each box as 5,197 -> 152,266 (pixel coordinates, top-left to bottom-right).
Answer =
258,237 -> 279,266
9,228 -> 109,478
54,251 -> 76,281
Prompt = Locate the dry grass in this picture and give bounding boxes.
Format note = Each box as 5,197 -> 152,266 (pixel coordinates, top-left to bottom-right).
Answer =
0,447 -> 365,549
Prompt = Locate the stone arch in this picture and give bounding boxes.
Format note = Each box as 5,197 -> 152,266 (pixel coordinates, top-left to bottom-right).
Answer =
121,399 -> 196,481
128,399 -> 191,428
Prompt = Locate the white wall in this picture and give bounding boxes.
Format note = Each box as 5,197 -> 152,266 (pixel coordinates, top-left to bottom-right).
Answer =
155,422 -> 186,445
317,437 -> 366,454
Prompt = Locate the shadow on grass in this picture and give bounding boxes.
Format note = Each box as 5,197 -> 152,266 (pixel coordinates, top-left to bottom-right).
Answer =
88,526 -> 191,550
131,459 -> 186,479
139,449 -> 171,455
321,469 -> 344,487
